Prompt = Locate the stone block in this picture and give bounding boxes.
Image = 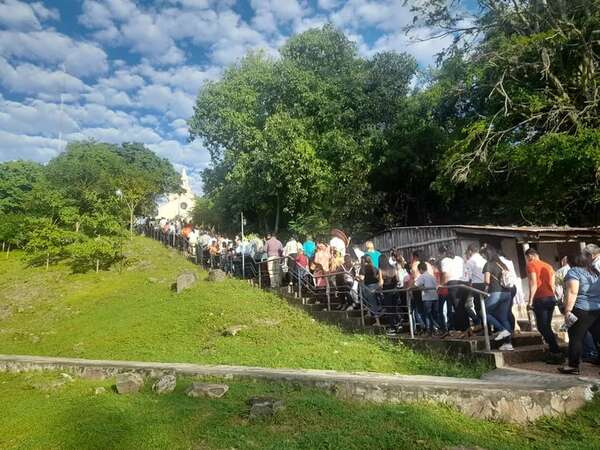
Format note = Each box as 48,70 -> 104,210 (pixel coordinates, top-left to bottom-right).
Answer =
208,269 -> 226,282
153,374 -> 176,394
176,272 -> 197,293
248,396 -> 285,419
185,382 -> 229,398
116,372 -> 144,394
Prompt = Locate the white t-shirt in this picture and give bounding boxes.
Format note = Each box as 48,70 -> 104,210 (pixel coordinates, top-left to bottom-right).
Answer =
284,239 -> 299,256
415,272 -> 439,301
441,256 -> 465,282
465,252 -> 486,284
329,237 -> 346,256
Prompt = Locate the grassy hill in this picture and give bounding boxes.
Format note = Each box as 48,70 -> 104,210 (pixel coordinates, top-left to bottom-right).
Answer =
0,236 -> 487,377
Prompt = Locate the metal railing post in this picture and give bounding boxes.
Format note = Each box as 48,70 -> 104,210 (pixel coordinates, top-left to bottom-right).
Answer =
297,268 -> 302,300
326,277 -> 331,311
258,261 -> 262,288
479,295 -> 491,351
407,289 -> 415,338
359,284 -> 366,327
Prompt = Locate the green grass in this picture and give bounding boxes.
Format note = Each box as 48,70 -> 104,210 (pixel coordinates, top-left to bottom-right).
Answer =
0,236 -> 489,378
1,370 -> 599,450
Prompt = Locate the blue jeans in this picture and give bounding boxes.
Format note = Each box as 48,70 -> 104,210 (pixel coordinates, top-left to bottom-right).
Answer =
362,283 -> 383,318
486,291 -> 512,334
533,296 -> 559,353
422,300 -> 439,331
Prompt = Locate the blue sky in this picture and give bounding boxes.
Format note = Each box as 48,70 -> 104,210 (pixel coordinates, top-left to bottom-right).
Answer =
0,0 -> 462,193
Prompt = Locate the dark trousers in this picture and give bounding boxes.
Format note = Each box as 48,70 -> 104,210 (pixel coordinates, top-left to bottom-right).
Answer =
448,281 -> 468,331
567,308 -> 600,367
438,294 -> 453,330
532,296 -> 560,353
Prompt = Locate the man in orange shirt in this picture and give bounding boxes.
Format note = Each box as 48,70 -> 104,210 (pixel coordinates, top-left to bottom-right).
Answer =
526,248 -> 562,363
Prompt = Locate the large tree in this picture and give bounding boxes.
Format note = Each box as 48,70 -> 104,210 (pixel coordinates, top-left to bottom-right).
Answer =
189,25 -> 418,234
411,0 -> 600,224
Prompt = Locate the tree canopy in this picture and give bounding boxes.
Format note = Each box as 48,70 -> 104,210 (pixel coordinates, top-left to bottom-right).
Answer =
190,5 -> 600,233
0,141 -> 179,271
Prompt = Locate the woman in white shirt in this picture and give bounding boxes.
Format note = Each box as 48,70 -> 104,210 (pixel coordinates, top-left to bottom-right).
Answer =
439,245 -> 470,332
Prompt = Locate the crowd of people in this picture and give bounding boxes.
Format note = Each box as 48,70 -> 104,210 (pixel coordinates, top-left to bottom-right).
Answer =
141,217 -> 600,374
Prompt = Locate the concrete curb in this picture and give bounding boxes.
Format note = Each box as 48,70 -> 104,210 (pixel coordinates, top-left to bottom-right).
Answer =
0,354 -> 595,423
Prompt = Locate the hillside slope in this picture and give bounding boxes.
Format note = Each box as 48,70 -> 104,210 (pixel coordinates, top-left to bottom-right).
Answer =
0,236 -> 487,377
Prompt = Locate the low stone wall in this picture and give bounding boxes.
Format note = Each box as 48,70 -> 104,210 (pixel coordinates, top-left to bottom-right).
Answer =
0,354 -> 595,424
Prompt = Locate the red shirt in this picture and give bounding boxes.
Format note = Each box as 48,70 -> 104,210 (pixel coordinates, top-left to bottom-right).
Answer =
527,259 -> 555,299
295,254 -> 308,269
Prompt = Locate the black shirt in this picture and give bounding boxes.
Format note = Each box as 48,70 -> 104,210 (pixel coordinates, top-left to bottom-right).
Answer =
482,261 -> 508,293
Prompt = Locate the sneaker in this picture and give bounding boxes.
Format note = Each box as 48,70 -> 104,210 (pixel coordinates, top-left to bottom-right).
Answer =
499,343 -> 514,351
494,330 -> 511,341
558,366 -> 580,375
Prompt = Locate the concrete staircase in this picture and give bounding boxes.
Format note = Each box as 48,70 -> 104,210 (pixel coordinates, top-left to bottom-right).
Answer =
262,283 -> 564,367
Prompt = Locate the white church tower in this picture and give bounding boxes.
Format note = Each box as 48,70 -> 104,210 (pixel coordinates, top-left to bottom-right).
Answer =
157,168 -> 196,220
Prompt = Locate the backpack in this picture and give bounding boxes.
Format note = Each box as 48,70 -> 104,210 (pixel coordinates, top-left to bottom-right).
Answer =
495,262 -> 514,289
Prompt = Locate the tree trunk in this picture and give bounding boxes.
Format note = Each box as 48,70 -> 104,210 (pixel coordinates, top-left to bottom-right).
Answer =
2,242 -> 4,252
274,194 -> 280,233
6,244 -> 10,259
46,251 -> 49,270
129,208 -> 134,240
75,221 -> 80,233
96,259 -> 100,273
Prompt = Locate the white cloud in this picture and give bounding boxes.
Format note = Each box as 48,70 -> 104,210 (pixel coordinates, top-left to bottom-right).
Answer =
250,0 -> 305,33
137,84 -> 195,119
0,58 -> 88,96
0,0 -> 59,30
317,0 -> 342,10
369,26 -> 454,65
0,129 -> 62,162
331,0 -> 412,32
0,30 -> 108,77
135,64 -> 221,94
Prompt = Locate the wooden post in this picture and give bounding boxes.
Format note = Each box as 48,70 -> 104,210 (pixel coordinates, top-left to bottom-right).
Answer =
96,259 -> 100,273
46,251 -> 49,270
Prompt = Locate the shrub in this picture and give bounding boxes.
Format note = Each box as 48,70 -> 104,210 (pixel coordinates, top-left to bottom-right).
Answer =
68,236 -> 123,273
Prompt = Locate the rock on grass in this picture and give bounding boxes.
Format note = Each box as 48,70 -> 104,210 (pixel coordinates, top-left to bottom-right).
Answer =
185,382 -> 229,398
116,372 -> 144,394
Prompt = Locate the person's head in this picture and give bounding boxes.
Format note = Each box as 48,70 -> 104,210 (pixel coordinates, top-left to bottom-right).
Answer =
365,240 -> 375,251
466,243 -> 480,258
266,233 -> 272,240
298,247 -> 304,255
560,255 -> 571,267
396,254 -> 406,266
364,255 -> 373,267
482,244 -> 506,268
525,248 -> 540,261
306,235 -> 312,241
379,253 -> 390,269
412,250 -> 422,261
417,261 -> 428,274
572,253 -> 589,268
583,244 -> 600,260
344,254 -> 352,265
439,245 -> 455,259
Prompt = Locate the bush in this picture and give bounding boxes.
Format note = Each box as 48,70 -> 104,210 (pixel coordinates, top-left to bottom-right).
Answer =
25,219 -> 81,267
68,236 -> 123,273
0,213 -> 30,250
